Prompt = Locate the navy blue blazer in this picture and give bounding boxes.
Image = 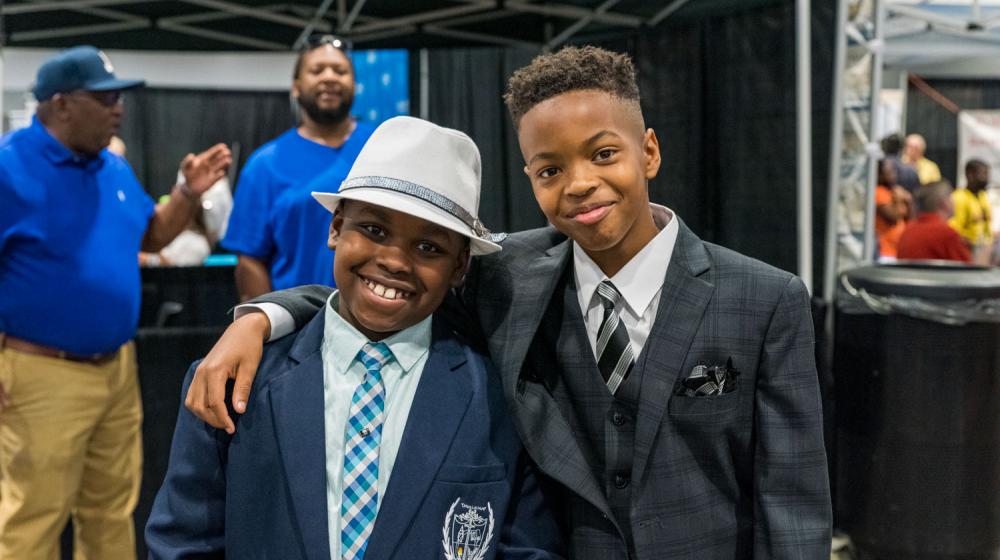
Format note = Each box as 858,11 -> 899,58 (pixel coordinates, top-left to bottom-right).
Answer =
146,309 -> 563,560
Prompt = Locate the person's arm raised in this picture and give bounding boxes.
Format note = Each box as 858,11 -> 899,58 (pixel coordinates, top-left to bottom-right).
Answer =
143,144 -> 231,252
185,285 -> 332,433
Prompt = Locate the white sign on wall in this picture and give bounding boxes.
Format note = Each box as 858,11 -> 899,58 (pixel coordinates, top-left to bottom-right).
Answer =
958,110 -> 1000,183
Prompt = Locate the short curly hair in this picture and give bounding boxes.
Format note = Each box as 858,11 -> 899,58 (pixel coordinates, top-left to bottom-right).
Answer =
504,46 -> 640,127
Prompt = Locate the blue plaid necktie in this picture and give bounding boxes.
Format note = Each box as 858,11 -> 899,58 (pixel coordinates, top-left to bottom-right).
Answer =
596,280 -> 635,395
341,342 -> 392,560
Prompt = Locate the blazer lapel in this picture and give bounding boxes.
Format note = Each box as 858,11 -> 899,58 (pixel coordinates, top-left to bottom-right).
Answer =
493,238 -> 572,397
632,221 -> 715,485
515,376 -> 617,523
497,239 -> 617,523
363,320 -> 474,559
267,312 -> 332,560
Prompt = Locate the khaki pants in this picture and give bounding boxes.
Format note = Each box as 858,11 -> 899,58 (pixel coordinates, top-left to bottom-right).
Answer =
0,343 -> 142,560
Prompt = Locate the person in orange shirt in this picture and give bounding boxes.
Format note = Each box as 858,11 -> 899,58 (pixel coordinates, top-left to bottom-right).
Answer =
876,159 -> 911,258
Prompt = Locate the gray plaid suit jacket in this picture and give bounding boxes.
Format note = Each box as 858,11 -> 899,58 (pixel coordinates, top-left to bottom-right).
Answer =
262,219 -> 832,559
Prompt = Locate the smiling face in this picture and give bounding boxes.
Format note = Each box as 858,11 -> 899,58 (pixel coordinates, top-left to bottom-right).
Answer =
293,45 -> 355,126
329,200 -> 469,341
518,89 -> 661,276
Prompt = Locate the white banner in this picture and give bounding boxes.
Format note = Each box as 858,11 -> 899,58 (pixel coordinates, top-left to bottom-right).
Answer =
958,110 -> 1000,184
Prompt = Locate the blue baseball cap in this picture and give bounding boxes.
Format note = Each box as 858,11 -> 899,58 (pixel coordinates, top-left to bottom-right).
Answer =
32,46 -> 145,102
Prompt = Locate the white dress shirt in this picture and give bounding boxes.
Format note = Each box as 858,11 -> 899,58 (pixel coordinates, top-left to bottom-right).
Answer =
572,205 -> 679,360
319,291 -> 431,558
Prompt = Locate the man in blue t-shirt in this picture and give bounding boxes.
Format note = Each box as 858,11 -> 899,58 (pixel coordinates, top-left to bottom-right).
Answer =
0,46 -> 230,559
222,35 -> 375,300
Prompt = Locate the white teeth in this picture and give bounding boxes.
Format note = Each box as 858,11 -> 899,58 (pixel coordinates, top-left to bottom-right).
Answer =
362,276 -> 409,300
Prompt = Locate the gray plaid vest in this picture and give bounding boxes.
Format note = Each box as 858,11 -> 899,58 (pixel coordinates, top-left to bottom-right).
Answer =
525,269 -> 644,557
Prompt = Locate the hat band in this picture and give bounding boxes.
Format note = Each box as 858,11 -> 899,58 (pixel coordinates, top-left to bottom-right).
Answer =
340,176 -> 492,238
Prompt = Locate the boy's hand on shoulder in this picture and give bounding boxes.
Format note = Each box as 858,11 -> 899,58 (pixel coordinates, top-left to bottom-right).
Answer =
185,311 -> 270,434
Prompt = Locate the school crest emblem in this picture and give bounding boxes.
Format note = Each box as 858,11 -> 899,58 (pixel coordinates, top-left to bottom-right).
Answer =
441,497 -> 495,560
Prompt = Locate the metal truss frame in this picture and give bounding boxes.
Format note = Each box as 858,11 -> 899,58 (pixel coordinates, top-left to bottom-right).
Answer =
1,0 -> 700,51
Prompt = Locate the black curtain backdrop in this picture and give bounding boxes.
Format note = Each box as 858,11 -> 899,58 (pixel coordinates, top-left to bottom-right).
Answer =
634,0 -> 834,284
906,78 -> 1000,186
119,88 -> 295,200
412,47 -> 542,232
413,0 -> 835,284
119,0 -> 835,281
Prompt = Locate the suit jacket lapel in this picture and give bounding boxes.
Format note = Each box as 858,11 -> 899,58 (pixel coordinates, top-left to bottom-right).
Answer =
632,221 -> 715,485
267,311 -> 332,560
515,375 -> 617,523
364,320 -> 474,559
497,239 -> 617,522
494,239 -> 572,397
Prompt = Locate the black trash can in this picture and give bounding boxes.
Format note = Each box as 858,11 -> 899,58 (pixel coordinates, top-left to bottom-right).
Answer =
834,263 -> 1000,559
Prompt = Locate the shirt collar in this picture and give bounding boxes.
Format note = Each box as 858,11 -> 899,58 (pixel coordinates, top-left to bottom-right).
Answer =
322,290 -> 432,377
958,187 -> 989,201
573,204 -> 679,317
29,116 -> 106,170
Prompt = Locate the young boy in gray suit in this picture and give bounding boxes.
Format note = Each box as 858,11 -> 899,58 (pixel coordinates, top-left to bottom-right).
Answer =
186,47 -> 831,559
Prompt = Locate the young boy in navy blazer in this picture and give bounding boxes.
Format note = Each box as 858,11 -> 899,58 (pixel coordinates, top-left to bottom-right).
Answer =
185,47 -> 832,559
145,116 -> 562,560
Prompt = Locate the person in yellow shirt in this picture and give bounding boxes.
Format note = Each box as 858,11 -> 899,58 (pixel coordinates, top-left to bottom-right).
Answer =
950,159 -> 993,264
904,133 -> 942,185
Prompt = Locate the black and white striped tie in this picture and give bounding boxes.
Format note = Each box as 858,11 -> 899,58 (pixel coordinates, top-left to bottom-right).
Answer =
595,280 -> 634,395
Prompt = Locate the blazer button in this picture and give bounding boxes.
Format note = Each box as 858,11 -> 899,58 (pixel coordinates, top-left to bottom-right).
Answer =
611,411 -> 626,426
614,474 -> 630,489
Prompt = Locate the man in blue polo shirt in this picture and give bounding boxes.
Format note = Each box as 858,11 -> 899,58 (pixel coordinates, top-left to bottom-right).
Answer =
222,35 -> 375,300
0,46 -> 231,559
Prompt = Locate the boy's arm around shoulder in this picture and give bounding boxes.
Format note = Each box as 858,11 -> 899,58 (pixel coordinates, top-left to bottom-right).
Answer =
147,361 -> 231,560
185,284 -> 331,431
185,264 -> 485,432
249,283 -> 333,331
753,275 -> 832,557
250,253 -> 491,340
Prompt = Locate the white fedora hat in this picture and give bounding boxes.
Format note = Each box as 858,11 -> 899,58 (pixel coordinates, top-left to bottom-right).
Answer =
312,116 -> 502,255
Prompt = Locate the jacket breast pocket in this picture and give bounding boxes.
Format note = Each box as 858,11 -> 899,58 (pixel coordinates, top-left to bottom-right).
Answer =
668,391 -> 742,436
668,388 -> 740,416
435,463 -> 507,484
422,475 -> 513,560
